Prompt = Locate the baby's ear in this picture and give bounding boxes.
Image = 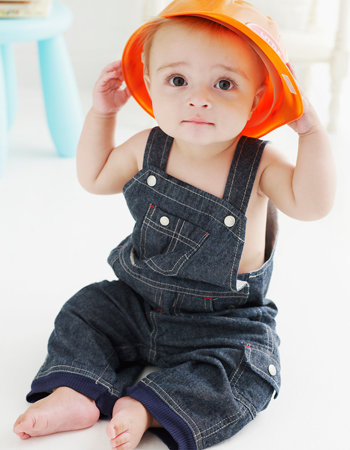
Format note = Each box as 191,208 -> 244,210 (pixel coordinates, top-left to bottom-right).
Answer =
141,52 -> 151,94
143,71 -> 151,94
251,84 -> 267,113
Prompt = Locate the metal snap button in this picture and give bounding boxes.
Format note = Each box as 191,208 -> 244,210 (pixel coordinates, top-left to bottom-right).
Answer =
147,175 -> 157,187
224,215 -> 235,227
160,216 -> 170,226
268,364 -> 277,376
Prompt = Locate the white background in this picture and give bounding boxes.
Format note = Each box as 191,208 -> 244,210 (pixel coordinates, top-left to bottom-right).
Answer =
1,1 -> 350,449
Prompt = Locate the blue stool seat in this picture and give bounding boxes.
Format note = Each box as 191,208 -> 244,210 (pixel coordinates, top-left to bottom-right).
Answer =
0,0 -> 82,173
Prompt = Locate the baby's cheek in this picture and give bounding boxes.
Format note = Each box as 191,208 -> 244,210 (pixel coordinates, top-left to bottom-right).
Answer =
152,101 -> 178,126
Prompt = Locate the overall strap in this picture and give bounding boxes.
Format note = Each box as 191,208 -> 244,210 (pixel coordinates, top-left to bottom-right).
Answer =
143,127 -> 174,171
223,136 -> 268,214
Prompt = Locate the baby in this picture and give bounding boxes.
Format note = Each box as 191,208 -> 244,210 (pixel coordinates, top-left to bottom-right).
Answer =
13,1 -> 336,449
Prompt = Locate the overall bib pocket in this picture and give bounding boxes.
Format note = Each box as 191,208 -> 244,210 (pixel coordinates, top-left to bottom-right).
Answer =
137,204 -> 209,276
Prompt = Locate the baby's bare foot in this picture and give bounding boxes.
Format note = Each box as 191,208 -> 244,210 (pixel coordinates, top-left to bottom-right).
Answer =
13,386 -> 100,440
107,396 -> 161,449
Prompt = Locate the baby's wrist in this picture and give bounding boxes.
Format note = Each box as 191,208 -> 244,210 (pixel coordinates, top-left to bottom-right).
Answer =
290,110 -> 325,137
297,122 -> 325,137
90,106 -> 118,119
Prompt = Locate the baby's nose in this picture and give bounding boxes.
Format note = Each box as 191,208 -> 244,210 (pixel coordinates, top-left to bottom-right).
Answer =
187,88 -> 211,108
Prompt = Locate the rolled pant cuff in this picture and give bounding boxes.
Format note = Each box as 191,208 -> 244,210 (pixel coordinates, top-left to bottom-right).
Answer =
27,372 -> 118,418
127,381 -> 197,450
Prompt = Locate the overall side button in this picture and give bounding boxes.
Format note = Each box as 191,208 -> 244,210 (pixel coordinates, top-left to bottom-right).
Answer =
268,364 -> 277,376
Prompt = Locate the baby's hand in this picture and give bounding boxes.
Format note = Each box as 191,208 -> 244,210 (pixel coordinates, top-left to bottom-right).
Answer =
286,63 -> 323,136
92,61 -> 130,116
288,95 -> 323,136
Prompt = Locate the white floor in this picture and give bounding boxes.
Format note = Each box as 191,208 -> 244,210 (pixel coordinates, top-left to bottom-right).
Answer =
1,70 -> 350,450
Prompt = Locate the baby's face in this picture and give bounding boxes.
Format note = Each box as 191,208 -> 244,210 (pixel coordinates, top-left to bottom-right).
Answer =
144,21 -> 266,147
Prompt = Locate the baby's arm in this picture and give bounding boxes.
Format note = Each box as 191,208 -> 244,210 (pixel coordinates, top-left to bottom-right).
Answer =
259,97 -> 336,220
76,61 -> 149,194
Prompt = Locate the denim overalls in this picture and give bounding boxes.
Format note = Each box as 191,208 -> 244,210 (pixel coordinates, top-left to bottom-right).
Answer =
27,127 -> 280,450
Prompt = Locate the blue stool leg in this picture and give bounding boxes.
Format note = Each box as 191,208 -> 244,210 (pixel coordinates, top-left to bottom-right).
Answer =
0,45 -> 8,174
38,35 -> 82,158
2,44 -> 17,131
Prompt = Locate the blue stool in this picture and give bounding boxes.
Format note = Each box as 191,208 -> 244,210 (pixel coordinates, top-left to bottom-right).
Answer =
0,0 -> 82,173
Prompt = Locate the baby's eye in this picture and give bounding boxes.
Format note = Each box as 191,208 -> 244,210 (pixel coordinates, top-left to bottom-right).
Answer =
214,79 -> 235,90
169,76 -> 187,87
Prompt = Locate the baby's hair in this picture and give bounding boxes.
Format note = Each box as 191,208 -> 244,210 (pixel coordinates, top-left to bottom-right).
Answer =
140,15 -> 267,84
142,16 -> 230,69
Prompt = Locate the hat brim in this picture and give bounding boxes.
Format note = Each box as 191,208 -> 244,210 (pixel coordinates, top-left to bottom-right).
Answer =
121,9 -> 303,138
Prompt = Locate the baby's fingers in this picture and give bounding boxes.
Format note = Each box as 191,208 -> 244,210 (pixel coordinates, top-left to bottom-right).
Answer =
286,62 -> 305,95
98,71 -> 123,88
95,65 -> 124,91
101,60 -> 123,76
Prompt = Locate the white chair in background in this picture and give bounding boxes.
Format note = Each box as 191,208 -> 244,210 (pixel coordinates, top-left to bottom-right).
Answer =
142,0 -> 167,19
278,0 -> 349,133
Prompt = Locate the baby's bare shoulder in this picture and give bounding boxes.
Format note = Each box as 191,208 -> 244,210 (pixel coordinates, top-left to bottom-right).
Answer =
89,128 -> 152,195
256,141 -> 294,195
260,141 -> 290,167
117,128 -> 152,169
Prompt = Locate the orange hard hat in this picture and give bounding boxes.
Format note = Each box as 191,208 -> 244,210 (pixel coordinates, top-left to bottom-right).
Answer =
121,0 -> 303,138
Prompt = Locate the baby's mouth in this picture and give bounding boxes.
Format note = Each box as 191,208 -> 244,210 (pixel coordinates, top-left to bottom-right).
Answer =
182,118 -> 215,126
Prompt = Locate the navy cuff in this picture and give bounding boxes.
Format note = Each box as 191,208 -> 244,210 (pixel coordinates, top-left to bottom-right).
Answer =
127,382 -> 197,450
27,372 -> 118,418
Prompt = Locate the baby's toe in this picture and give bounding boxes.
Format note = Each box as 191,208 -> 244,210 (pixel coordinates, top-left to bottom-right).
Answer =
19,431 -> 31,440
107,416 -> 128,439
13,414 -> 33,439
111,431 -> 130,448
112,444 -> 132,450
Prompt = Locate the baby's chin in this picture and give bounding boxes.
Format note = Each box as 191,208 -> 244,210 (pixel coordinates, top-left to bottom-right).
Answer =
168,124 -> 244,146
